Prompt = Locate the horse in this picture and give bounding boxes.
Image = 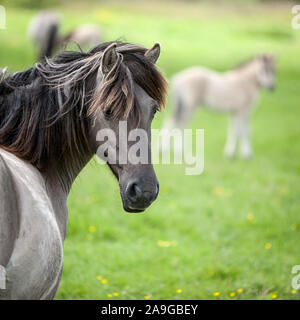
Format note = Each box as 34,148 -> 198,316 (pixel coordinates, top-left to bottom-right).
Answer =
161,55 -> 275,159
0,41 -> 167,299
28,11 -> 103,60
27,10 -> 61,60
62,24 -> 103,50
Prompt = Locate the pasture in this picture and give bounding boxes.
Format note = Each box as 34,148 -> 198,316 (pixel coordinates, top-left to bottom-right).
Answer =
1,1 -> 300,299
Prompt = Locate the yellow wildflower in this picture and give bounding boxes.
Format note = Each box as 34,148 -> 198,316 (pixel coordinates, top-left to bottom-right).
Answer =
213,187 -> 232,197
247,213 -> 255,221
161,187 -> 169,195
213,187 -> 224,196
89,226 -> 96,233
157,240 -> 170,247
169,202 -> 177,209
291,224 -> 297,231
265,243 -> 272,250
213,292 -> 220,296
94,9 -> 116,23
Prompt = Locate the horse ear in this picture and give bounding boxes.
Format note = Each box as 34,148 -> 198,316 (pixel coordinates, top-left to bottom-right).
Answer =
101,43 -> 118,75
145,42 -> 161,64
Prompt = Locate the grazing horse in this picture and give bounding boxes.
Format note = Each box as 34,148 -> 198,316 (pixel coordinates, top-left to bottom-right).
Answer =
0,41 -> 167,299
27,10 -> 61,60
162,55 -> 275,159
62,24 -> 103,50
28,11 -> 103,60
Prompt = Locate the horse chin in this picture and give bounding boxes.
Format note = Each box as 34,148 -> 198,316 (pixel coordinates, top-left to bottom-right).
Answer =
121,198 -> 149,213
123,206 -> 145,213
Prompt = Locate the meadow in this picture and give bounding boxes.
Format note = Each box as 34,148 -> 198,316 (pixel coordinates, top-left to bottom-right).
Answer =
1,1 -> 300,300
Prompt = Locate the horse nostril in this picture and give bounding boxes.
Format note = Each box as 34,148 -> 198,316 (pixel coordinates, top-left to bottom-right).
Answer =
125,181 -> 159,206
127,183 -> 142,202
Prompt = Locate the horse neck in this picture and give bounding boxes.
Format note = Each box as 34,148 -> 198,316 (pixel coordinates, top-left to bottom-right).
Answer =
43,152 -> 93,239
44,156 -> 92,193
225,62 -> 261,89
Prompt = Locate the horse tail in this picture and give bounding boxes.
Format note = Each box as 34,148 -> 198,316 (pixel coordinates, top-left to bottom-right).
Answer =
159,78 -> 183,155
169,75 -> 186,129
40,23 -> 59,60
173,90 -> 184,122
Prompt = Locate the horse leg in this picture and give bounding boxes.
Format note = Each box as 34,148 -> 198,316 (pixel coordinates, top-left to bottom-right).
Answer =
239,112 -> 252,160
224,113 -> 240,158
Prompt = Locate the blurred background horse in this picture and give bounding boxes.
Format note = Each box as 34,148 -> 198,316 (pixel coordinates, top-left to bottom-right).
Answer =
162,55 -> 276,159
27,10 -> 103,60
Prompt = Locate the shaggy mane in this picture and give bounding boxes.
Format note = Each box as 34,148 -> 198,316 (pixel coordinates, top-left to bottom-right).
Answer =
0,41 -> 168,189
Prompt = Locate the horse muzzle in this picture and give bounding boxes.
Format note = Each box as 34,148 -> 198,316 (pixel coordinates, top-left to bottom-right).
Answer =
119,173 -> 159,213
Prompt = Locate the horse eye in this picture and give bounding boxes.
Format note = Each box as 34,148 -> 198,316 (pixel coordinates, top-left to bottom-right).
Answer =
104,108 -> 112,119
153,105 -> 158,115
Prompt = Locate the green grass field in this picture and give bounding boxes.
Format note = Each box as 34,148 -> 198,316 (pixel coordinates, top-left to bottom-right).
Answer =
1,1 -> 300,300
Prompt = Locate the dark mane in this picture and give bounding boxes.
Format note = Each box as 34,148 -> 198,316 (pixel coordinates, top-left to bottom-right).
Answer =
0,41 -> 168,189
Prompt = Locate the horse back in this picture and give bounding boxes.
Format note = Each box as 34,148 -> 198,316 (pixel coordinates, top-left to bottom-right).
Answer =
172,66 -> 212,107
0,153 -> 19,267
